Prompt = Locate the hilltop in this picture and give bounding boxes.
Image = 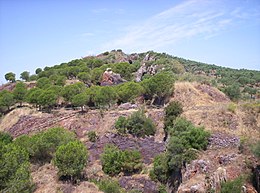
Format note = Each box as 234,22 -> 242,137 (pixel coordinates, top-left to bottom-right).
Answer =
0,50 -> 259,193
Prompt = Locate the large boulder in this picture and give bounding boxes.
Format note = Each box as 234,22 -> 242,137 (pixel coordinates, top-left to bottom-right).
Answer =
100,68 -> 126,86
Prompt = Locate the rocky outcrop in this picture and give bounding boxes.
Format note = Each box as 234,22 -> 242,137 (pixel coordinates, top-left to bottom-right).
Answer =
135,53 -> 159,82
100,68 -> 126,86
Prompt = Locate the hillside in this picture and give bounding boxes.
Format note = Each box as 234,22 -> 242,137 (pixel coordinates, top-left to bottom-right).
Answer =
0,50 -> 259,193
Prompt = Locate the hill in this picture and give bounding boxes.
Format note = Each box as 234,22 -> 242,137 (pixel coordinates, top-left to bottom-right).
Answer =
0,50 -> 259,193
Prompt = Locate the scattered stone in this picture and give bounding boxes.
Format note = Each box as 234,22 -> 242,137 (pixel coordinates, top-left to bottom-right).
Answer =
119,176 -> 158,193
208,133 -> 240,149
218,153 -> 237,165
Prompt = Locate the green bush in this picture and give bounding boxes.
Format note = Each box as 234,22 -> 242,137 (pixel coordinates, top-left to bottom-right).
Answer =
164,101 -> 183,132
221,176 -> 244,193
14,127 -> 76,163
101,145 -> 142,176
115,110 -> 156,137
0,131 -> 13,145
101,145 -> 125,176
0,143 -> 33,192
150,153 -> 168,184
54,141 -> 88,179
121,149 -> 142,174
87,131 -> 98,142
152,117 -> 210,188
96,179 -> 123,193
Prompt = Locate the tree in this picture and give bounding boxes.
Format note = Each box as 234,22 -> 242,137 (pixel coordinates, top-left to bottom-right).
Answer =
93,86 -> 118,108
35,68 -> 42,74
38,90 -> 58,111
54,141 -> 88,179
243,86 -> 257,99
20,71 -> 30,82
141,72 -> 175,105
29,74 -> 38,81
49,75 -> 66,86
36,77 -> 52,89
5,72 -> 16,82
116,82 -> 144,103
90,68 -> 103,84
0,90 -> 15,111
62,82 -> 86,103
77,72 -> 91,85
25,88 -> 42,108
72,92 -> 90,111
223,84 -> 241,101
13,82 -> 27,106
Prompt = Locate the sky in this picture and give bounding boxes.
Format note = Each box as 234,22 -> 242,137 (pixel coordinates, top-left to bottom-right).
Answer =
0,0 -> 260,84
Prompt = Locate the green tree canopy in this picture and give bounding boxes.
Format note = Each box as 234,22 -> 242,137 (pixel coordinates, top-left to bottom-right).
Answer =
116,82 -> 144,103
20,71 -> 30,82
141,72 -> 175,105
0,90 -> 15,112
62,82 -> 86,103
13,82 -> 27,106
72,92 -> 90,111
93,86 -> 118,108
54,141 -> 88,179
35,68 -> 42,74
223,84 -> 241,101
5,72 -> 16,82
77,72 -> 91,85
36,77 -> 52,89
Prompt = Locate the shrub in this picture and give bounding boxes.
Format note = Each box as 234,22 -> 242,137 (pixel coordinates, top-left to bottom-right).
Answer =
227,103 -> 237,113
164,101 -> 183,132
101,145 -> 124,176
152,117 -> 210,189
101,145 -> 142,176
221,176 -> 244,193
0,131 -> 13,145
54,141 -> 88,179
121,149 -> 142,174
0,143 -> 33,192
150,153 -> 168,184
115,110 -> 156,137
223,84 -> 241,101
96,179 -> 123,193
14,127 -> 76,163
87,131 -> 98,142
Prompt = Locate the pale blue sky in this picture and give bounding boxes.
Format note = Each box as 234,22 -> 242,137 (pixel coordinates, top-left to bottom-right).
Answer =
0,0 -> 260,84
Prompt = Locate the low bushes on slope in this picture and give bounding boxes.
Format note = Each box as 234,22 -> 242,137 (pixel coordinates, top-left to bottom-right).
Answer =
115,109 -> 156,137
101,144 -> 142,176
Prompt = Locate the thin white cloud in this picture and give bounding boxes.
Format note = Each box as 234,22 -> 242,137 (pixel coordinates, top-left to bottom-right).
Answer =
102,0 -> 258,52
